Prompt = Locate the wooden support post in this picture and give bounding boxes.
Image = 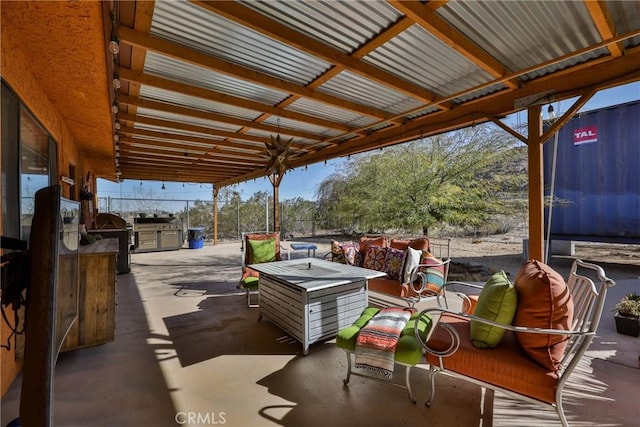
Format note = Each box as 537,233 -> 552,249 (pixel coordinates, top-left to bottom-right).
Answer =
212,186 -> 218,246
268,172 -> 283,233
527,105 -> 544,262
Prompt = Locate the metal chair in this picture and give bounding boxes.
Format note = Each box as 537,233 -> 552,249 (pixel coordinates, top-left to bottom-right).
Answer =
238,231 -> 288,307
414,259 -> 615,427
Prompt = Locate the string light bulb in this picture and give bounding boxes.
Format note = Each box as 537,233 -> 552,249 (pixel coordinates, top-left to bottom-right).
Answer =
108,34 -> 120,55
111,101 -> 119,114
112,74 -> 121,90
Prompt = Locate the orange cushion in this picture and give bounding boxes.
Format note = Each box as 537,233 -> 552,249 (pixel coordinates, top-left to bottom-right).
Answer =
368,277 -> 407,298
513,260 -> 574,371
390,237 -> 430,252
426,314 -> 558,403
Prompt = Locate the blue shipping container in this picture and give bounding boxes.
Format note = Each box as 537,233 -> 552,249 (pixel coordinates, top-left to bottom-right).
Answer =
543,100 -> 640,244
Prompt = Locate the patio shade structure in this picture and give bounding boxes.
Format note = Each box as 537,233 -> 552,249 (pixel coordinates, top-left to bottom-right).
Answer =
2,0 -> 640,261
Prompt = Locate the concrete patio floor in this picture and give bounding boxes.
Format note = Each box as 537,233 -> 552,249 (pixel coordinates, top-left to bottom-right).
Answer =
1,242 -> 639,426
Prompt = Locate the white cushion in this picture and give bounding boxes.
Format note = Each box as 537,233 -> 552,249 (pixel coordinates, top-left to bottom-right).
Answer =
400,247 -> 421,284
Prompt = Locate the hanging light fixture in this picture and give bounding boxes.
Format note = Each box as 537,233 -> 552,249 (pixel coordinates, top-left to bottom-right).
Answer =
547,104 -> 556,120
161,182 -> 166,190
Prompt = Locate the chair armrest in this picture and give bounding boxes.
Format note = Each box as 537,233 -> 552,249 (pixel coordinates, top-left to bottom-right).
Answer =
413,307 -> 594,358
436,281 -> 484,310
405,259 -> 451,290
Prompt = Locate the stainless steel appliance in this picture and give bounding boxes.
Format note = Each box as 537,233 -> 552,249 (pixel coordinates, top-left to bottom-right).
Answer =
133,216 -> 183,253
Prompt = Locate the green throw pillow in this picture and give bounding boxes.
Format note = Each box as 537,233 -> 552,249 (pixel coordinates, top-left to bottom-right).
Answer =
470,270 -> 518,349
248,238 -> 276,264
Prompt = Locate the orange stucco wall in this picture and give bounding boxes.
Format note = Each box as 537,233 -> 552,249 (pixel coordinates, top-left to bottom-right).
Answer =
1,25 -> 82,397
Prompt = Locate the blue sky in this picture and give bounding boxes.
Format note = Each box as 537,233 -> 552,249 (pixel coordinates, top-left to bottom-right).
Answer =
98,82 -> 639,202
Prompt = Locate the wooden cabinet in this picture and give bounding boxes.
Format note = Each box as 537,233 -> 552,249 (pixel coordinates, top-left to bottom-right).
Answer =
61,238 -> 118,351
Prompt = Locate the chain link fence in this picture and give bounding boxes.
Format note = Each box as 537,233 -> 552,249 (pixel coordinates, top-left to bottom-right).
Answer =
97,197 -> 321,243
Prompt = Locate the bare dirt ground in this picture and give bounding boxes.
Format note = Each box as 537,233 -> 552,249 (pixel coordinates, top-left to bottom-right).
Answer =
449,231 -> 640,282
301,232 -> 640,283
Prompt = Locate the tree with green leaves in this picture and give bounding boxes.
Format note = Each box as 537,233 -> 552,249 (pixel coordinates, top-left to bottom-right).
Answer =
315,125 -> 526,236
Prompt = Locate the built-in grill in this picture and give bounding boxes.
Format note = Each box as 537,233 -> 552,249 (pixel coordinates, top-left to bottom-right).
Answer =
133,217 -> 183,253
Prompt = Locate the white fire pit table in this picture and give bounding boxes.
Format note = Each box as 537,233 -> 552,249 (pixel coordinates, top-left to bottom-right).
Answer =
249,257 -> 386,355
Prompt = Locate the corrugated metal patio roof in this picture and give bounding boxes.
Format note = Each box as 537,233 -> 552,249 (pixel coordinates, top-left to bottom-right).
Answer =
3,0 -> 639,185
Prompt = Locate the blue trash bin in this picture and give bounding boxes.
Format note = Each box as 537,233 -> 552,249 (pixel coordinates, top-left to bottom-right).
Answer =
188,227 -> 205,249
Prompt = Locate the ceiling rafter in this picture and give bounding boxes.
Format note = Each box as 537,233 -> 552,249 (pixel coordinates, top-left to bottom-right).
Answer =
120,158 -> 244,172
120,148 -> 261,171
299,53 -> 640,167
117,67 -> 354,132
217,48 -> 640,187
119,136 -> 265,161
117,94 -> 323,143
301,27 -> 640,152
192,0 -> 441,105
584,0 -> 623,57
119,126 -> 255,153
116,26 -> 395,121
118,112 -> 274,150
388,0 -> 520,89
119,151 -> 252,171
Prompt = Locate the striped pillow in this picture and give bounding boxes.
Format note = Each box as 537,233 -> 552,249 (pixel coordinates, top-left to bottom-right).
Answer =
418,252 -> 446,294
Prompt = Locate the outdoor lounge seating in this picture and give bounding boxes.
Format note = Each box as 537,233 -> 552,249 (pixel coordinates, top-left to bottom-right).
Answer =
238,231 -> 289,307
336,306 -> 432,403
329,235 -> 451,306
414,259 -> 615,427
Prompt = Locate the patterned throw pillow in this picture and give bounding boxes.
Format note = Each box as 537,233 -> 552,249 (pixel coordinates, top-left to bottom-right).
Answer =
363,245 -> 387,271
418,252 -> 446,294
341,242 -> 361,266
331,239 -> 346,263
383,247 -> 405,280
359,236 -> 387,266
